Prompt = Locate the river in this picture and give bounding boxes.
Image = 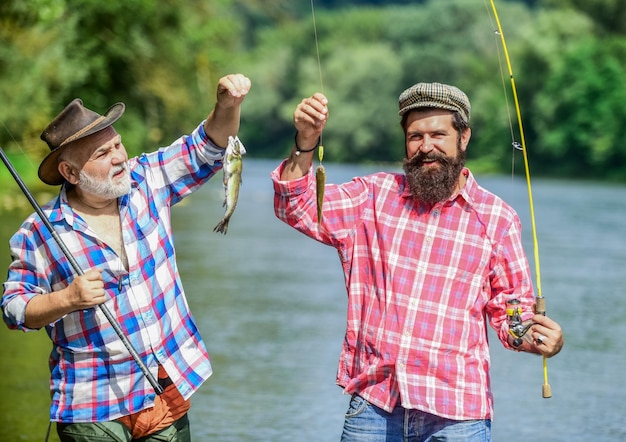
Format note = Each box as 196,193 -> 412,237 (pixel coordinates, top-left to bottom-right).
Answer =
1,159 -> 625,441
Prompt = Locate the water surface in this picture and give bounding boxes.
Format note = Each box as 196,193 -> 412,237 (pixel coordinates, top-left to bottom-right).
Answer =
1,159 -> 625,441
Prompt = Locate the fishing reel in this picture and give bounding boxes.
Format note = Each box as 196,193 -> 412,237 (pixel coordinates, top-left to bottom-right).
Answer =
507,297 -> 552,398
506,298 -> 534,348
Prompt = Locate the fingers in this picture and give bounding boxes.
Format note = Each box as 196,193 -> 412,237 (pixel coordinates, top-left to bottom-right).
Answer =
216,73 -> 251,107
220,73 -> 251,97
70,269 -> 107,308
83,268 -> 104,282
220,73 -> 251,96
532,313 -> 559,328
294,93 -> 328,138
530,314 -> 564,357
299,93 -> 328,121
534,333 -> 547,345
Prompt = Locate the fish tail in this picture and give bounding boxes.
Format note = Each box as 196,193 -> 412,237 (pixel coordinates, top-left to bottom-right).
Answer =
213,217 -> 230,234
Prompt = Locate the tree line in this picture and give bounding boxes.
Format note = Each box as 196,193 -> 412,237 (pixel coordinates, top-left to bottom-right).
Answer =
1,0 -> 625,188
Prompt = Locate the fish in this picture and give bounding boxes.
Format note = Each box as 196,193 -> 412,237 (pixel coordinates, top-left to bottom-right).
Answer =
213,136 -> 246,234
315,162 -> 325,224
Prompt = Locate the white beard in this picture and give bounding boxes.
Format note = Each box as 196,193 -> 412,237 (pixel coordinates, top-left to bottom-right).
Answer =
78,164 -> 131,199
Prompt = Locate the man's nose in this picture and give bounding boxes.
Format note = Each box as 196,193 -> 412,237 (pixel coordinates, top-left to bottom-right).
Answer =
419,136 -> 435,153
112,144 -> 127,163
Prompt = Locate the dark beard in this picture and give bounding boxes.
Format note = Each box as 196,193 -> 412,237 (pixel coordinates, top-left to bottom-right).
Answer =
402,144 -> 466,205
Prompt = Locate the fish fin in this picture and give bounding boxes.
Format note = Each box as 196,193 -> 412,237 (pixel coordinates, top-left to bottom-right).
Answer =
213,219 -> 229,235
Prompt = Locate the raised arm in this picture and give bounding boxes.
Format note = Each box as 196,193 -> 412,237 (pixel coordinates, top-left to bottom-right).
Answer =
203,73 -> 251,148
280,93 -> 328,181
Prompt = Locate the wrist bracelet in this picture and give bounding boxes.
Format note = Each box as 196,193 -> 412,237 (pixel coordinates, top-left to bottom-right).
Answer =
294,132 -> 320,156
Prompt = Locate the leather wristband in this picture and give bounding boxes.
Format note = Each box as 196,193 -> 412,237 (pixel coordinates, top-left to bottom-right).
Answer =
294,132 -> 320,156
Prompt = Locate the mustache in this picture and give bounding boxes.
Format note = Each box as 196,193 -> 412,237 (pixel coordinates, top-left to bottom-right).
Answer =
109,162 -> 128,178
404,151 -> 451,168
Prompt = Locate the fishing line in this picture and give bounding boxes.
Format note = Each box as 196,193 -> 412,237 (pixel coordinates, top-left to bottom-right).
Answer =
310,0 -> 325,162
486,0 -> 551,398
482,1 -> 522,182
0,119 -> 37,168
310,0 -> 325,98
310,0 -> 326,223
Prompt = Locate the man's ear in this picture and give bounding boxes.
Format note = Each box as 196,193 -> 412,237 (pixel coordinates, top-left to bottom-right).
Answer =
58,161 -> 79,185
460,127 -> 471,152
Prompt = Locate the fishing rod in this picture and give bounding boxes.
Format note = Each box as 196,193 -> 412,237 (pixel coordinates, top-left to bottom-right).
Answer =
488,0 -> 551,398
0,146 -> 164,395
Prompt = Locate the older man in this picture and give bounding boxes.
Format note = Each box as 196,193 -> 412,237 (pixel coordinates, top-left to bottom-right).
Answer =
2,74 -> 250,441
272,83 -> 563,441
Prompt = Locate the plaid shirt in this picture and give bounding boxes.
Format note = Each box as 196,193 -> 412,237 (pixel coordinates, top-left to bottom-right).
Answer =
2,123 -> 224,423
272,163 -> 535,420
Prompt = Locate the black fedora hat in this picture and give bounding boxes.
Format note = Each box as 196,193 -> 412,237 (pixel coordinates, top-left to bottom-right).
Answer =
38,98 -> 125,185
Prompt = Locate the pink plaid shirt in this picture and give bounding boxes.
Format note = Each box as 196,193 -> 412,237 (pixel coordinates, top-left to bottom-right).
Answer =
272,163 -> 535,420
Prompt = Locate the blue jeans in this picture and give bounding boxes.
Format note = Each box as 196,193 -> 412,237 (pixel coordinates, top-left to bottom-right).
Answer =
340,395 -> 491,442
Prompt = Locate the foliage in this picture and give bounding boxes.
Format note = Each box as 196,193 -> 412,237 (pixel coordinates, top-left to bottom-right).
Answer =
1,0 -> 625,183
533,38 -> 626,179
235,1 -> 522,165
0,0 -> 242,167
542,0 -> 626,35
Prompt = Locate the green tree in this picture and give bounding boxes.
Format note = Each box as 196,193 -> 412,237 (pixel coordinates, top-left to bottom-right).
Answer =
486,6 -> 595,176
306,42 -> 404,163
0,0 -> 86,165
236,0 -> 528,165
0,0 -> 246,168
542,0 -> 626,35
55,0 -> 244,152
533,38 -> 626,179
3,0 -> 624,183
384,1 -> 530,172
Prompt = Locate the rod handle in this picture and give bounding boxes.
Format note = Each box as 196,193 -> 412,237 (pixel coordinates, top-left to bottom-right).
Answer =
535,296 -> 546,315
542,382 -> 552,398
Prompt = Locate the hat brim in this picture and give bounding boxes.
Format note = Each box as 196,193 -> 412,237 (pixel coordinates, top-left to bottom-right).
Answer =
38,102 -> 125,185
399,101 -> 464,119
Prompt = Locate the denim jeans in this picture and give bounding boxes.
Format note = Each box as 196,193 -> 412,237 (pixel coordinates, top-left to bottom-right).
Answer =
340,395 -> 491,442
56,413 -> 190,442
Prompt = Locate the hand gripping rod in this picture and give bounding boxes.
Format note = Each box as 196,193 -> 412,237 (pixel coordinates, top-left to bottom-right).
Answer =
0,147 -> 163,395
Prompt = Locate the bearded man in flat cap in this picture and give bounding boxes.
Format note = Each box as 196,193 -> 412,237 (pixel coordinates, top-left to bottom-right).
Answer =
271,83 -> 563,441
2,73 -> 250,441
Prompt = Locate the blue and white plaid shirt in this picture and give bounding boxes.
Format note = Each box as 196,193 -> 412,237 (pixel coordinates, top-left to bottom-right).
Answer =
2,122 -> 225,422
